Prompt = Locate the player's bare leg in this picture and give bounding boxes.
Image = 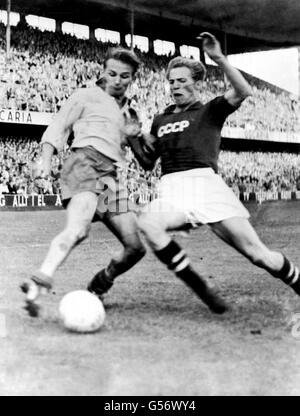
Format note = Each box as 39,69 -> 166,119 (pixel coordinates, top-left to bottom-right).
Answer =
138,208 -> 228,314
210,217 -> 300,294
21,192 -> 98,317
87,212 -> 146,298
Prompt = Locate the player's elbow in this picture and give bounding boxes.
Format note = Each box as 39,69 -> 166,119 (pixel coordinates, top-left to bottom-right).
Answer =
241,84 -> 252,99
226,85 -> 252,106
237,82 -> 252,100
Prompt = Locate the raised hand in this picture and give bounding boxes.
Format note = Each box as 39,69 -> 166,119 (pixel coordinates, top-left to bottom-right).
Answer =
197,32 -> 223,61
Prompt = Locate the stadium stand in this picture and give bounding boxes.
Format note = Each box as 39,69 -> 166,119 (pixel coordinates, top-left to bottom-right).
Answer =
0,135 -> 299,202
0,20 -> 299,204
0,21 -> 298,137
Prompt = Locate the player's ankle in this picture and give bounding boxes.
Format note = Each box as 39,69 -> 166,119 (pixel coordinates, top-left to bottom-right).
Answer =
88,268 -> 114,295
272,256 -> 299,287
32,271 -> 53,291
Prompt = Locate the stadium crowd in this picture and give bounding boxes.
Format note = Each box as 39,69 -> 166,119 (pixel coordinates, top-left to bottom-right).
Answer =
0,21 -> 299,199
0,136 -> 299,197
0,21 -> 299,137
219,151 -> 300,194
0,137 -> 63,195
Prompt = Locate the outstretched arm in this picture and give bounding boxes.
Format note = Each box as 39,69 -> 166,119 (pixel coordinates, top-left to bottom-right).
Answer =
198,32 -> 252,106
41,91 -> 84,152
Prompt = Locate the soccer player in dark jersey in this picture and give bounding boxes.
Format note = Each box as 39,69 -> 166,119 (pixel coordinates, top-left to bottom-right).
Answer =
128,32 -> 300,313
22,48 -> 146,317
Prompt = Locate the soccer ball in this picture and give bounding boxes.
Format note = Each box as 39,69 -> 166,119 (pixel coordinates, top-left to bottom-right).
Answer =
59,290 -> 105,333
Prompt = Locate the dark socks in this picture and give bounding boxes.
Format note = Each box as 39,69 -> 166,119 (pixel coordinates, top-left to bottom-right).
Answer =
154,240 -> 227,313
87,268 -> 113,296
272,256 -> 300,295
87,247 -> 145,297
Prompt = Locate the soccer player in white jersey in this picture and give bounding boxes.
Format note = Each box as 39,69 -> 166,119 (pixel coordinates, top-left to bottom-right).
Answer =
22,48 -> 146,317
128,33 -> 300,313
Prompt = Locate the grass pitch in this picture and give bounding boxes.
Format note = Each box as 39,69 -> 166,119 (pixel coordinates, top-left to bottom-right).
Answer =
0,201 -> 300,395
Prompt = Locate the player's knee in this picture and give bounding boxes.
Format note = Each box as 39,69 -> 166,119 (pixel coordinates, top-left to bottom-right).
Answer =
137,214 -> 150,233
138,214 -> 159,237
126,242 -> 146,262
138,214 -> 167,249
77,222 -> 91,242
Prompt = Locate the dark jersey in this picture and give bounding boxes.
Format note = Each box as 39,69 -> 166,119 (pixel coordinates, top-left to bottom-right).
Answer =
150,96 -> 238,175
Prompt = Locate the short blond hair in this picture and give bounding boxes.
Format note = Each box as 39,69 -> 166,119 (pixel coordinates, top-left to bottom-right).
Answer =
166,56 -> 206,81
104,47 -> 140,76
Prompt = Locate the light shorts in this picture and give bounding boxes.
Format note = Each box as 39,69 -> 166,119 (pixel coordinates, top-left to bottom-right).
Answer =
60,146 -> 136,219
143,168 -> 250,226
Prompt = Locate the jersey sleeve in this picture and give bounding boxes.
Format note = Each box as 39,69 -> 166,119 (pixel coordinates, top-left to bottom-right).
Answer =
150,114 -> 160,138
208,95 -> 239,126
126,115 -> 159,171
126,132 -> 158,171
41,90 -> 85,151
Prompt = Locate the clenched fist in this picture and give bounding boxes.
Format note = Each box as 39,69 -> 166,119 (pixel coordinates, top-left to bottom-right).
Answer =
31,158 -> 51,180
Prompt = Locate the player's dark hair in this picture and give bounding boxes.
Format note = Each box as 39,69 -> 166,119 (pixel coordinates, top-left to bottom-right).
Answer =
166,57 -> 206,82
104,47 -> 140,76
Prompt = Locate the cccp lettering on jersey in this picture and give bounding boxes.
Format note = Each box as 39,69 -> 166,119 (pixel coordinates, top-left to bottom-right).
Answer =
157,120 -> 190,138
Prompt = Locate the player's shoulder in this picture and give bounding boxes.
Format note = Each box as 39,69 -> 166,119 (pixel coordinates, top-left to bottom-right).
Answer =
72,87 -> 120,109
152,105 -> 175,123
64,87 -> 90,104
205,95 -> 240,114
164,104 -> 176,114
71,86 -> 108,99
205,95 -> 230,108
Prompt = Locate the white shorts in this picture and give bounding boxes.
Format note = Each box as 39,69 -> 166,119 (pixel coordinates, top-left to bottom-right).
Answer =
144,168 -> 250,225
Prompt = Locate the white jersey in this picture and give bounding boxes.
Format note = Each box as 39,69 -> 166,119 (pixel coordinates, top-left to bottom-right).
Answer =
41,87 -> 126,164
